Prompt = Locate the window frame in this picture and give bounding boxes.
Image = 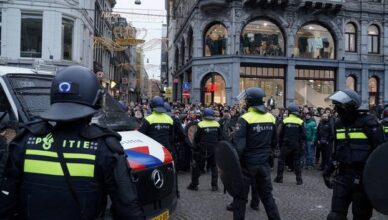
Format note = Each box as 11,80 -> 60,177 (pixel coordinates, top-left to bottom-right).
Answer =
62,17 -> 75,61
20,12 -> 43,58
345,23 -> 357,52
368,25 -> 380,54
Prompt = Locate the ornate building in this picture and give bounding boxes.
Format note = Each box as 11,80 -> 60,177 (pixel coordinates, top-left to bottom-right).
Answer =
167,0 -> 388,109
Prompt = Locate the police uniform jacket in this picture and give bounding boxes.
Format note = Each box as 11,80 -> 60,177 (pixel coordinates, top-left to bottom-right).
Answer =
193,119 -> 224,157
382,119 -> 388,141
278,114 -> 306,150
334,113 -> 385,171
233,107 -> 277,168
1,120 -> 143,220
138,112 -> 174,152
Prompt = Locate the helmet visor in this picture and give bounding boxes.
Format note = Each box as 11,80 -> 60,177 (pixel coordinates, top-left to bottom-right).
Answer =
326,91 -> 353,104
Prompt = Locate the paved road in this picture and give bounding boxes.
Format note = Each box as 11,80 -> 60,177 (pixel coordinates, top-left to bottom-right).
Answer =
170,165 -> 380,220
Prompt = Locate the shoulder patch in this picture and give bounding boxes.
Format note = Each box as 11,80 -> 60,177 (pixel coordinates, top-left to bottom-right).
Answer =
22,120 -> 52,136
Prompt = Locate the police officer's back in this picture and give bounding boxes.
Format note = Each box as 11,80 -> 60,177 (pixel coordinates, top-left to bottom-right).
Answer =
232,87 -> 280,220
138,97 -> 175,158
274,104 -> 306,185
324,89 -> 384,220
0,66 -> 143,220
187,108 -> 224,191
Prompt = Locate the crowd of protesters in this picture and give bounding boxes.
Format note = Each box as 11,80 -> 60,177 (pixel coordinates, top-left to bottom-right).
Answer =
119,100 -> 354,173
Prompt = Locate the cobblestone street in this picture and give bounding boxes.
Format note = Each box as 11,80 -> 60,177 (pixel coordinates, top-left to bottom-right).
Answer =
170,164 -> 378,220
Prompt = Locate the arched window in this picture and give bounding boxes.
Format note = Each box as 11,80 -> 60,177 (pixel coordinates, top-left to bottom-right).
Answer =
369,77 -> 379,107
294,24 -> 335,59
345,23 -> 356,52
188,28 -> 193,60
204,23 -> 227,56
241,19 -> 284,56
174,47 -> 179,71
181,39 -> 185,65
346,75 -> 356,91
368,25 -> 380,54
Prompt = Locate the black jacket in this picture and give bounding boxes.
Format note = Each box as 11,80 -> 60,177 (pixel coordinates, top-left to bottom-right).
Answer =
0,120 -> 143,220
194,119 -> 224,157
317,119 -> 334,144
232,108 -> 277,168
278,114 -> 306,150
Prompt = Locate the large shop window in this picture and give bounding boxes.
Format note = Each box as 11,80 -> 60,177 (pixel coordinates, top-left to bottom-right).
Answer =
240,66 -> 285,108
241,20 -> 284,56
21,13 -> 43,58
201,73 -> 226,105
204,24 -> 227,56
62,18 -> 74,60
368,25 -> 379,54
345,23 -> 357,52
369,77 -> 379,107
294,24 -> 335,59
295,69 -> 335,107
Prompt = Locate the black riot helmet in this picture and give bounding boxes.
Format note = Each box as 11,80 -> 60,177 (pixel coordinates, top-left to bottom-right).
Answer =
327,89 -> 361,111
327,89 -> 362,123
238,87 -> 266,113
40,66 -> 103,122
287,104 -> 300,117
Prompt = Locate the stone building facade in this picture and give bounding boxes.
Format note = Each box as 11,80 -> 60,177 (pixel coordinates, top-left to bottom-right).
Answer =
167,0 -> 388,109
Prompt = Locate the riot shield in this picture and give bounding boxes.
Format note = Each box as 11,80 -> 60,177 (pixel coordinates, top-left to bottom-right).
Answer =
214,141 -> 244,197
363,142 -> 388,215
185,121 -> 198,147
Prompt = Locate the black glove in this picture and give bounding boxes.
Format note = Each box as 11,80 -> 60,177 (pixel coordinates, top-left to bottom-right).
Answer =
323,174 -> 333,189
322,161 -> 336,189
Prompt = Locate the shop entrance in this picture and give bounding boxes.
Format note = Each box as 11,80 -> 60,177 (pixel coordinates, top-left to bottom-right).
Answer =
201,72 -> 226,105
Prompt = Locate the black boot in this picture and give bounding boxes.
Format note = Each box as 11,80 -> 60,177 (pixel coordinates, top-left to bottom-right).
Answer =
226,202 -> 234,212
274,176 -> 283,183
187,183 -> 198,191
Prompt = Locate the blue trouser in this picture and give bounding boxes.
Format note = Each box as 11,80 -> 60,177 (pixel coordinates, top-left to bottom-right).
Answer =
305,141 -> 315,167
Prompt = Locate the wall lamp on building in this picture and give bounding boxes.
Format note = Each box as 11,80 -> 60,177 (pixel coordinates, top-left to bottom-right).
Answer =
135,0 -> 141,5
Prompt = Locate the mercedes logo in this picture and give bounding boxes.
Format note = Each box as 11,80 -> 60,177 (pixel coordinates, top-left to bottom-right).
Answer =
151,169 -> 164,189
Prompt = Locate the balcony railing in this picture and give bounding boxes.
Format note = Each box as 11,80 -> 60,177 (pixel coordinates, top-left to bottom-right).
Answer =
199,0 -> 229,11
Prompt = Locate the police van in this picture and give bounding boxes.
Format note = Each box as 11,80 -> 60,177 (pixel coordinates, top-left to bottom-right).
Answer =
0,66 -> 177,219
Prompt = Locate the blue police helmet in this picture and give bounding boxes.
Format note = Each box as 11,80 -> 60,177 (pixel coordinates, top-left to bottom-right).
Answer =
203,108 -> 215,120
164,102 -> 172,114
287,103 -> 300,116
150,96 -> 166,113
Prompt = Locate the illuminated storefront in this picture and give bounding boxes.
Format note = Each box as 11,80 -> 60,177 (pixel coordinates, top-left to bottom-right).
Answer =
201,73 -> 226,105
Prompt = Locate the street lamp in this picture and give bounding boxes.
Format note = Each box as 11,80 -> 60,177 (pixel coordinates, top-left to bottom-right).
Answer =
135,0 -> 141,5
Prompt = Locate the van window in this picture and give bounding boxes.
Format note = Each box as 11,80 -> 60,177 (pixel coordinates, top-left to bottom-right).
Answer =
7,75 -> 52,120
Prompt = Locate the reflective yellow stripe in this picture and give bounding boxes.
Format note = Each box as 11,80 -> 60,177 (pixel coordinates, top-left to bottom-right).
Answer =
24,159 -> 95,177
24,160 -> 63,175
145,113 -> 173,125
26,150 -> 95,161
67,163 -> 94,177
283,114 -> 303,125
336,132 -> 368,140
198,120 -> 220,128
336,129 -> 345,132
26,149 -> 58,158
242,111 -> 276,124
63,153 -> 96,160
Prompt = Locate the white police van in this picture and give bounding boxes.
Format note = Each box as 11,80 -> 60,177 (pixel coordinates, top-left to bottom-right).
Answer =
0,66 -> 177,219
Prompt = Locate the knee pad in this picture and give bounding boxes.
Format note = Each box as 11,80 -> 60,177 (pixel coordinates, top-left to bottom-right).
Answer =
327,212 -> 347,220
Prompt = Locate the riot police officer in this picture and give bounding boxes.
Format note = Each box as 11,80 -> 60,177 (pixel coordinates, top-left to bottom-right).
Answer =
0,66 -> 143,219
187,108 -> 224,191
274,104 -> 306,185
324,89 -> 385,220
138,96 -> 175,160
232,87 -> 281,220
381,106 -> 388,138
